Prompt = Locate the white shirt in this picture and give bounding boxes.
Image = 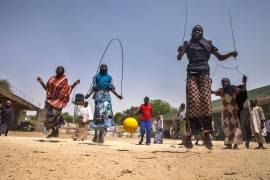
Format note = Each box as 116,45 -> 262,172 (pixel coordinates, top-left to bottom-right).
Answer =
75,105 -> 93,122
250,106 -> 266,136
177,106 -> 186,122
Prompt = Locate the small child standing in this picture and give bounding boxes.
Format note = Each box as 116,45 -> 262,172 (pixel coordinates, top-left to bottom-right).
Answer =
154,115 -> 163,144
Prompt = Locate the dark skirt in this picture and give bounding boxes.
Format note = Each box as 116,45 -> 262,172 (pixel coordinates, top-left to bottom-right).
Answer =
44,103 -> 64,129
0,124 -> 8,134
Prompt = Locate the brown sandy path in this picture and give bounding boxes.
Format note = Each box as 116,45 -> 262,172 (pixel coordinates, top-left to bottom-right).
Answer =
0,132 -> 270,180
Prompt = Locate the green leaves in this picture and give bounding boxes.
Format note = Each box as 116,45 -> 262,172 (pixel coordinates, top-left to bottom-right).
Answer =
151,99 -> 172,118
62,112 -> 74,123
0,80 -> 11,91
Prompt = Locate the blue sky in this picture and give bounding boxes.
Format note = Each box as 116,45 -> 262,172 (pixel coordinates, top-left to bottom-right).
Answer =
0,0 -> 270,114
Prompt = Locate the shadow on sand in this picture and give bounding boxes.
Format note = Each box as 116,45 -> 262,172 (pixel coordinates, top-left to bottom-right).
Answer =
33,139 -> 63,143
117,149 -> 130,152
78,142 -> 110,146
134,156 -> 158,159
151,150 -> 188,154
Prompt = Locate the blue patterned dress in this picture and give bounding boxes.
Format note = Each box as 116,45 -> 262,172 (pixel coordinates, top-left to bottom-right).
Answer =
91,73 -> 114,129
154,116 -> 163,144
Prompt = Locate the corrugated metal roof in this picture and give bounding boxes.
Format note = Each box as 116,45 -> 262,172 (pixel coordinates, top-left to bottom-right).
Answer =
212,85 -> 270,109
0,88 -> 40,111
163,85 -> 270,119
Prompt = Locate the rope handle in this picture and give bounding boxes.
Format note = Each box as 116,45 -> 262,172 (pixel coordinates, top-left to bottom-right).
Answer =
181,0 -> 188,44
226,0 -> 237,60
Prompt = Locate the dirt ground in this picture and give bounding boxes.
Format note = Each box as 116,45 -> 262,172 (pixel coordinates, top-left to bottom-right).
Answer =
0,131 -> 270,180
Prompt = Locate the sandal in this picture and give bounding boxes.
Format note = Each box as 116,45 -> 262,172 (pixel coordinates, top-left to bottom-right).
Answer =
184,135 -> 193,149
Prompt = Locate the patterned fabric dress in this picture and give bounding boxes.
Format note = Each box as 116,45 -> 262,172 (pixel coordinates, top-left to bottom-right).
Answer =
91,73 -> 114,130
154,117 -> 163,144
186,74 -> 212,132
45,75 -> 72,129
182,38 -> 218,134
215,88 -> 243,145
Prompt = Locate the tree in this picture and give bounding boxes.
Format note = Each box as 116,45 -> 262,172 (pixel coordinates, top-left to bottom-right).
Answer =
114,112 -> 124,125
151,99 -> 172,118
122,106 -> 138,116
62,112 -> 73,123
114,99 -> 174,124
123,106 -> 140,122
0,80 -> 12,92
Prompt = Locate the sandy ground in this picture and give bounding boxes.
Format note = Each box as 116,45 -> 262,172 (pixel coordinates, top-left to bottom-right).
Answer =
0,131 -> 270,180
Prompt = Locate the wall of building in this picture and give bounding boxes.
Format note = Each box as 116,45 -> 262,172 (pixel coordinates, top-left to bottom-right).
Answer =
161,119 -> 174,138
35,109 -> 46,132
11,109 -> 26,130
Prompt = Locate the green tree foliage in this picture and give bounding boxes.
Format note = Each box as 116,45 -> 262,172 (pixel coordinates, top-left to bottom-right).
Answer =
123,106 -> 139,116
62,112 -> 74,123
0,80 -> 11,91
151,99 -> 172,118
114,112 -> 124,125
114,106 -> 139,125
123,106 -> 140,123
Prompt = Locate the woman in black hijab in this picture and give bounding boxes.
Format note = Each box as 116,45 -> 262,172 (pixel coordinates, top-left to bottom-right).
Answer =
177,25 -> 238,149
214,76 -> 247,149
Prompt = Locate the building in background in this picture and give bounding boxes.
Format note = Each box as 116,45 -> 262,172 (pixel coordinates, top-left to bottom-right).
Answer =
162,85 -> 270,140
0,87 -> 41,131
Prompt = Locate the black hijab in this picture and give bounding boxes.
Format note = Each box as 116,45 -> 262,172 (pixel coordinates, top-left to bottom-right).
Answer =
221,78 -> 235,95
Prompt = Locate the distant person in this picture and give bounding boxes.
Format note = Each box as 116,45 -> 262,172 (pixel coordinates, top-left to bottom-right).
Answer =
211,117 -> 216,140
244,110 -> 253,149
43,127 -> 48,135
265,117 -> 270,143
132,97 -> 153,145
85,64 -> 122,144
177,25 -> 238,149
72,101 -> 91,141
154,115 -> 163,144
176,103 -> 186,145
0,100 -> 14,136
170,125 -> 174,139
213,76 -> 247,149
37,66 -> 80,138
249,100 -> 267,149
174,122 -> 180,139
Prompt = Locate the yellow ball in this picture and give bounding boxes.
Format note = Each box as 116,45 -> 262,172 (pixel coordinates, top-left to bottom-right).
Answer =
123,117 -> 138,133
